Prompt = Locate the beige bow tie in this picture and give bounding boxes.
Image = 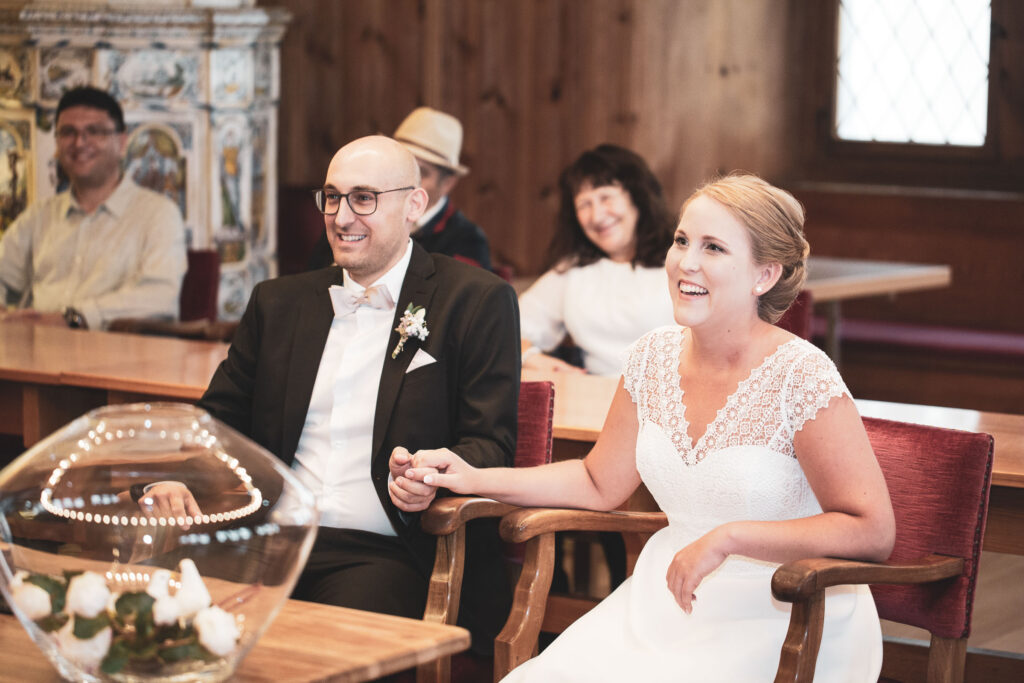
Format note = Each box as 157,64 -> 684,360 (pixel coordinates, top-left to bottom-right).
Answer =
329,284 -> 395,317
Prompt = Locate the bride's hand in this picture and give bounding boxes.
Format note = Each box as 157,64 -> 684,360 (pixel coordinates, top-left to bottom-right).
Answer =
402,448 -> 478,495
665,527 -> 730,614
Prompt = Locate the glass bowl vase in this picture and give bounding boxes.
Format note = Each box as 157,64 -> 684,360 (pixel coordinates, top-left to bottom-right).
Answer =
0,403 -> 319,682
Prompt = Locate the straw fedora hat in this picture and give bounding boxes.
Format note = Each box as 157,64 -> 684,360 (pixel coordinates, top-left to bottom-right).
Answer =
394,107 -> 469,176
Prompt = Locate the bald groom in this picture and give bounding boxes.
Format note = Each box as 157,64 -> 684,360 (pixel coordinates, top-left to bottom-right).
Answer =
198,136 -> 520,654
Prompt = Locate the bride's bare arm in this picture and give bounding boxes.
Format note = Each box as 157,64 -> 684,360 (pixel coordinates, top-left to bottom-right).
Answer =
393,379 -> 642,511
719,393 -> 895,562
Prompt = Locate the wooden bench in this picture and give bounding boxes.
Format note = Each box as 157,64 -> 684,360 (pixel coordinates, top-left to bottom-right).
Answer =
812,317 -> 1024,413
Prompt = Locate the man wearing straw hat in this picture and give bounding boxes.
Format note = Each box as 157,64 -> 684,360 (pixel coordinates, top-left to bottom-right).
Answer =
393,107 -> 492,270
309,107 -> 492,271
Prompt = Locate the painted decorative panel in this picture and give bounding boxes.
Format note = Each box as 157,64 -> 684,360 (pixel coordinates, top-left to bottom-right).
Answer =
39,47 -> 92,102
0,118 -> 30,233
212,112 -> 250,265
124,123 -> 187,222
0,46 -> 29,101
211,49 -> 252,107
99,49 -> 200,103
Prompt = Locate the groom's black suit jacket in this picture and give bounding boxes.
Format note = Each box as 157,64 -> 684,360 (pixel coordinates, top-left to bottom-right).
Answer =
198,242 -> 520,650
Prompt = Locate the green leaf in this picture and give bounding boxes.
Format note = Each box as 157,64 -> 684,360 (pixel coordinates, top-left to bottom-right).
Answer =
155,622 -> 191,642
125,639 -> 160,660
35,612 -> 69,633
73,612 -> 111,639
25,573 -> 66,613
159,642 -> 204,663
101,641 -> 131,674
115,591 -> 155,620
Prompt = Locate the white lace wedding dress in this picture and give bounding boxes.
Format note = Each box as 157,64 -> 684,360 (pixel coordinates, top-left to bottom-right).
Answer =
502,326 -> 883,682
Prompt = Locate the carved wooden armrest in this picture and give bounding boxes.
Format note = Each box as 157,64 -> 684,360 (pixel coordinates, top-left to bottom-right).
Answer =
490,509 -> 666,678
420,497 -> 520,626
771,553 -> 964,602
417,497 -> 522,683
421,496 -> 519,536
772,554 -> 964,683
499,508 -> 669,543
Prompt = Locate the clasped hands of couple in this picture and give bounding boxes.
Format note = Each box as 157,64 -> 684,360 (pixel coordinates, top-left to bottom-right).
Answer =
387,446 -> 725,615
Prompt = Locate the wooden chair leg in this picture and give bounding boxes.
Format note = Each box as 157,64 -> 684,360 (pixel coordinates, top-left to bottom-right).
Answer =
418,526 -> 466,683
774,590 -> 825,683
926,635 -> 966,683
494,532 -> 555,682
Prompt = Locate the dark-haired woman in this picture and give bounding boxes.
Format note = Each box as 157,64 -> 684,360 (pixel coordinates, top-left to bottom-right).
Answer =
519,145 -> 676,376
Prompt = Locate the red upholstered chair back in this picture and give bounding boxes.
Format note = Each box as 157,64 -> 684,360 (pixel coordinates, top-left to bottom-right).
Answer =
515,381 -> 555,468
777,289 -> 813,339
863,416 -> 993,639
179,249 -> 220,322
503,380 -> 555,566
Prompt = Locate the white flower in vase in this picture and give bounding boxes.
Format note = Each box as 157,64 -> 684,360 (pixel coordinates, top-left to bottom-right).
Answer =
146,568 -> 181,625
56,619 -> 112,670
66,572 -> 110,619
174,558 -> 211,618
194,605 -> 241,656
11,581 -> 52,620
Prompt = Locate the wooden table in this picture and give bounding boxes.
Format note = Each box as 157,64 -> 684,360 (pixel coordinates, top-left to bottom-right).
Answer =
804,256 -> 952,361
0,599 -> 469,682
0,320 -> 228,446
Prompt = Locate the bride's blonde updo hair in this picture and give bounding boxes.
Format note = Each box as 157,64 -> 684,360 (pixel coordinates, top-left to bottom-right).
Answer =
684,173 -> 809,324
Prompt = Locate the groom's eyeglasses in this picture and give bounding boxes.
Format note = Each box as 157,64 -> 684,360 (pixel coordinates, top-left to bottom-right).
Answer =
312,187 -> 414,216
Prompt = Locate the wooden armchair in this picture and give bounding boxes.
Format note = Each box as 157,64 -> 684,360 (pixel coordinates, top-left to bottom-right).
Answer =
773,417 -> 993,683
417,380 -> 555,683
493,417 -> 994,682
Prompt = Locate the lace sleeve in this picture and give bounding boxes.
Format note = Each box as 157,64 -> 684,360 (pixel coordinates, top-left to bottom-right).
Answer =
618,333 -> 643,403
623,326 -> 680,411
781,344 -> 851,436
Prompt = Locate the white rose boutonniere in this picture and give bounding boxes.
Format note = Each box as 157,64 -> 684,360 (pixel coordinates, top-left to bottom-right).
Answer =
392,304 -> 429,359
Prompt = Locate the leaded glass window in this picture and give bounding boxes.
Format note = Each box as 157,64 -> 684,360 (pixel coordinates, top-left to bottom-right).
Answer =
835,0 -> 991,146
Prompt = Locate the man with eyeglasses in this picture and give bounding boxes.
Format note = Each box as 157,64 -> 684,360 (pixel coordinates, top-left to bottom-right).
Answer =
308,107 -> 492,272
0,86 -> 186,330
195,135 -> 519,659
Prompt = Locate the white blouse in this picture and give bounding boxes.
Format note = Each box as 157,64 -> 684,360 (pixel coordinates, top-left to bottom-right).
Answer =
519,258 -> 675,376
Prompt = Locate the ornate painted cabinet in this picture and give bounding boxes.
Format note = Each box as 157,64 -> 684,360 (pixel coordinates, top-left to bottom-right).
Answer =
0,0 -> 289,319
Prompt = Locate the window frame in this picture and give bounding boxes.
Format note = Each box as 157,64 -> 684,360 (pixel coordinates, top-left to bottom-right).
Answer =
795,0 -> 1020,191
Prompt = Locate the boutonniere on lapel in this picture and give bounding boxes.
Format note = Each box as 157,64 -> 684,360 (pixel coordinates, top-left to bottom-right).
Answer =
392,304 -> 429,359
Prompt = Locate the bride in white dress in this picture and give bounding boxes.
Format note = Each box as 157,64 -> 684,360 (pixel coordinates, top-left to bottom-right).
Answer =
389,174 -> 896,682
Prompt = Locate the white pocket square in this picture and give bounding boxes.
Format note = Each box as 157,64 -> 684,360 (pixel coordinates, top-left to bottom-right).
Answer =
406,348 -> 437,373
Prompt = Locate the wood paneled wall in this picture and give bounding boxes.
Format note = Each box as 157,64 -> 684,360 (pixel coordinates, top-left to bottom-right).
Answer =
270,0 -> 802,275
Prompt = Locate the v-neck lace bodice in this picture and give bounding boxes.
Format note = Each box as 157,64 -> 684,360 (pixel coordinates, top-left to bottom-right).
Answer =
623,326 -> 851,551
625,326 -> 848,466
